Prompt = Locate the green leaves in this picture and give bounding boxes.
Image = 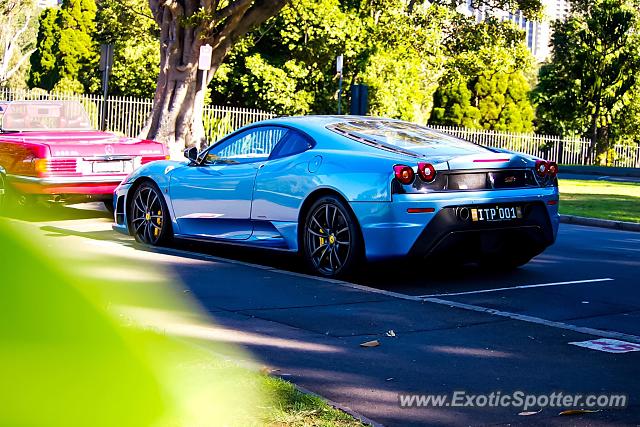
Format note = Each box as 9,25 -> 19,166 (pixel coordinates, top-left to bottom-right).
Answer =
534,0 -> 640,160
29,0 -> 99,93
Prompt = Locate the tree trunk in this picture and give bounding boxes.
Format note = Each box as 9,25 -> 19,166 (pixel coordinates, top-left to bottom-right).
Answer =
142,0 -> 288,157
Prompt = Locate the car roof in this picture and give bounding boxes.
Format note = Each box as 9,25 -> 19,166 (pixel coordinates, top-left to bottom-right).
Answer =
256,115 -> 403,128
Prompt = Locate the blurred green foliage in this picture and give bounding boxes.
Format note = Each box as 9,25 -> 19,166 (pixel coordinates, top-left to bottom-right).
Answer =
0,220 -> 265,427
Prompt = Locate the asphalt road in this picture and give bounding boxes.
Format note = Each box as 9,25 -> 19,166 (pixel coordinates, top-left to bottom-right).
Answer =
8,203 -> 640,426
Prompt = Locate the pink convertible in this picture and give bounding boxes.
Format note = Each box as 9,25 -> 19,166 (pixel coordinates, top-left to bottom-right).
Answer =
0,100 -> 167,211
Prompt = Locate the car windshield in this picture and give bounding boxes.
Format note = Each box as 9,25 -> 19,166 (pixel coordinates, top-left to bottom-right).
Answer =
0,100 -> 93,132
327,119 -> 488,154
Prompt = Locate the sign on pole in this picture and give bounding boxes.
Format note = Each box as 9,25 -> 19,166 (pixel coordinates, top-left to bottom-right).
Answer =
199,44 -> 213,71
336,54 -> 344,114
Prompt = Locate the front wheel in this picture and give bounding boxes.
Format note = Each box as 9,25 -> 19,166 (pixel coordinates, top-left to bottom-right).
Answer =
303,196 -> 361,278
129,182 -> 172,245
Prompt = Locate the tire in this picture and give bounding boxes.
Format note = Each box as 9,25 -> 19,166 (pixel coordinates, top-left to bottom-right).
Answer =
302,195 -> 362,278
0,176 -> 32,216
128,182 -> 172,245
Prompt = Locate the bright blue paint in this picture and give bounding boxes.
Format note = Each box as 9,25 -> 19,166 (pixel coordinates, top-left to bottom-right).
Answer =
113,116 -> 559,261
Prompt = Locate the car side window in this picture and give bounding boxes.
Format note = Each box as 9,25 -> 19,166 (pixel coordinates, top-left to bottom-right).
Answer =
269,130 -> 314,160
204,126 -> 288,165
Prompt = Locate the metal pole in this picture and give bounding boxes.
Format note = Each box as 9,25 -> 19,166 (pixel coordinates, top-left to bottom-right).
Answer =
337,72 -> 343,115
101,45 -> 112,131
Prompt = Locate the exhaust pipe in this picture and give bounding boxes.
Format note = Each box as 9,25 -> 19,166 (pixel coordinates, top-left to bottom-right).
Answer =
457,207 -> 470,221
48,195 -> 66,204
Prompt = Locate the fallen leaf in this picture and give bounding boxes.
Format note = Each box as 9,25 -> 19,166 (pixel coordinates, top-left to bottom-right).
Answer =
518,409 -> 542,416
386,330 -> 396,337
360,340 -> 380,348
259,366 -> 271,375
558,409 -> 601,416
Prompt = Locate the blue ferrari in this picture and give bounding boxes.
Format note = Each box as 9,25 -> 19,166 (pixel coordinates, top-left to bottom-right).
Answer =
113,116 -> 559,277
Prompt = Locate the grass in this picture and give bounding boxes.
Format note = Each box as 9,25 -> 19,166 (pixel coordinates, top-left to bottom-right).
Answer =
559,179 -> 640,223
258,375 -> 365,427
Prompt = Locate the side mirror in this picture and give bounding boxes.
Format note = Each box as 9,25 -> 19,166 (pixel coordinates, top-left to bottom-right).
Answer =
184,146 -> 199,163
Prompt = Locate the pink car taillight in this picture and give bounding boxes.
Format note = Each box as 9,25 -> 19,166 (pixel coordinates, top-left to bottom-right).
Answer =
35,158 -> 79,177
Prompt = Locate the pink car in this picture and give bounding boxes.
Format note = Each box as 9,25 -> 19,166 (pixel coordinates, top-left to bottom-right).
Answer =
0,100 -> 167,212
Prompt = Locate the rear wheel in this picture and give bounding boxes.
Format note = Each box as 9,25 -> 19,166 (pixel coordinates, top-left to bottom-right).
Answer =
0,177 -> 32,215
129,182 -> 172,245
303,196 -> 361,278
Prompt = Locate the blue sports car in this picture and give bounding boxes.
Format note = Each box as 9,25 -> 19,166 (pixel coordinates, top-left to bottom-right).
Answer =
113,116 -> 559,277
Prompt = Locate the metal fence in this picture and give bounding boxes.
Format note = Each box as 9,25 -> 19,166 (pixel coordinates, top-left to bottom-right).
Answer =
0,88 -> 276,143
1,88 -> 639,167
430,125 -> 640,168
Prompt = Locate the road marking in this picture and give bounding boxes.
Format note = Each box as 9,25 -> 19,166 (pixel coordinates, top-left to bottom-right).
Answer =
569,339 -> 640,353
422,297 -> 640,344
88,243 -> 640,345
416,278 -> 615,298
14,216 -> 640,347
139,245 -> 640,345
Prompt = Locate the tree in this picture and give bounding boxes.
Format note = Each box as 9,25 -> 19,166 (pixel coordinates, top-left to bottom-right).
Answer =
0,0 -> 38,89
430,18 -> 536,132
359,2 -> 451,123
143,0 -> 542,152
29,0 -> 99,93
141,0 -> 289,155
534,0 -> 640,162
96,0 -> 160,98
209,0 -> 366,115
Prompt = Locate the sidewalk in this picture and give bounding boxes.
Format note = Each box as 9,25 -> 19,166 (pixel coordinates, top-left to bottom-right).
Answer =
560,165 -> 640,183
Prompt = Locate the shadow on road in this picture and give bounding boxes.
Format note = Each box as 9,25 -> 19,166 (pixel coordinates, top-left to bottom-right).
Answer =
4,202 -> 111,223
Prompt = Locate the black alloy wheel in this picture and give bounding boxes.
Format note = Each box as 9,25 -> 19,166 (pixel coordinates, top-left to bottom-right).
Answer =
129,182 -> 171,245
303,196 -> 361,277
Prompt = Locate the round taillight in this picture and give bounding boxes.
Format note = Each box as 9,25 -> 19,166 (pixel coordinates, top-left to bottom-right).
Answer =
394,165 -> 415,185
535,160 -> 549,177
418,162 -> 436,182
548,161 -> 559,177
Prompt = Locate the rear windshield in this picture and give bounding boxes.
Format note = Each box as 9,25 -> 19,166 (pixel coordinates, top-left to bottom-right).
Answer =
0,100 -> 93,132
327,119 -> 487,154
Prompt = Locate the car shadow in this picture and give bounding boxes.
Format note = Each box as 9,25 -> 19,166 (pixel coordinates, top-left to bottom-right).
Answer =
5,202 -> 111,222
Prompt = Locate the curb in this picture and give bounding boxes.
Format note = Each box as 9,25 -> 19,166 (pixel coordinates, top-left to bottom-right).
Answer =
560,215 -> 640,232
291,382 -> 385,427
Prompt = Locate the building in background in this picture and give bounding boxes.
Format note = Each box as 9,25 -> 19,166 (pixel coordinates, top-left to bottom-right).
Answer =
459,0 -> 571,62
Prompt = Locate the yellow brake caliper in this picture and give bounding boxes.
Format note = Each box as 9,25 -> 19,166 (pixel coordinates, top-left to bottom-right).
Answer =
154,210 -> 162,237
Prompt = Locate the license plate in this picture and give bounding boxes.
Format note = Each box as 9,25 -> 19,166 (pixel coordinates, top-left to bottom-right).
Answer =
471,205 -> 523,222
92,161 -> 126,173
